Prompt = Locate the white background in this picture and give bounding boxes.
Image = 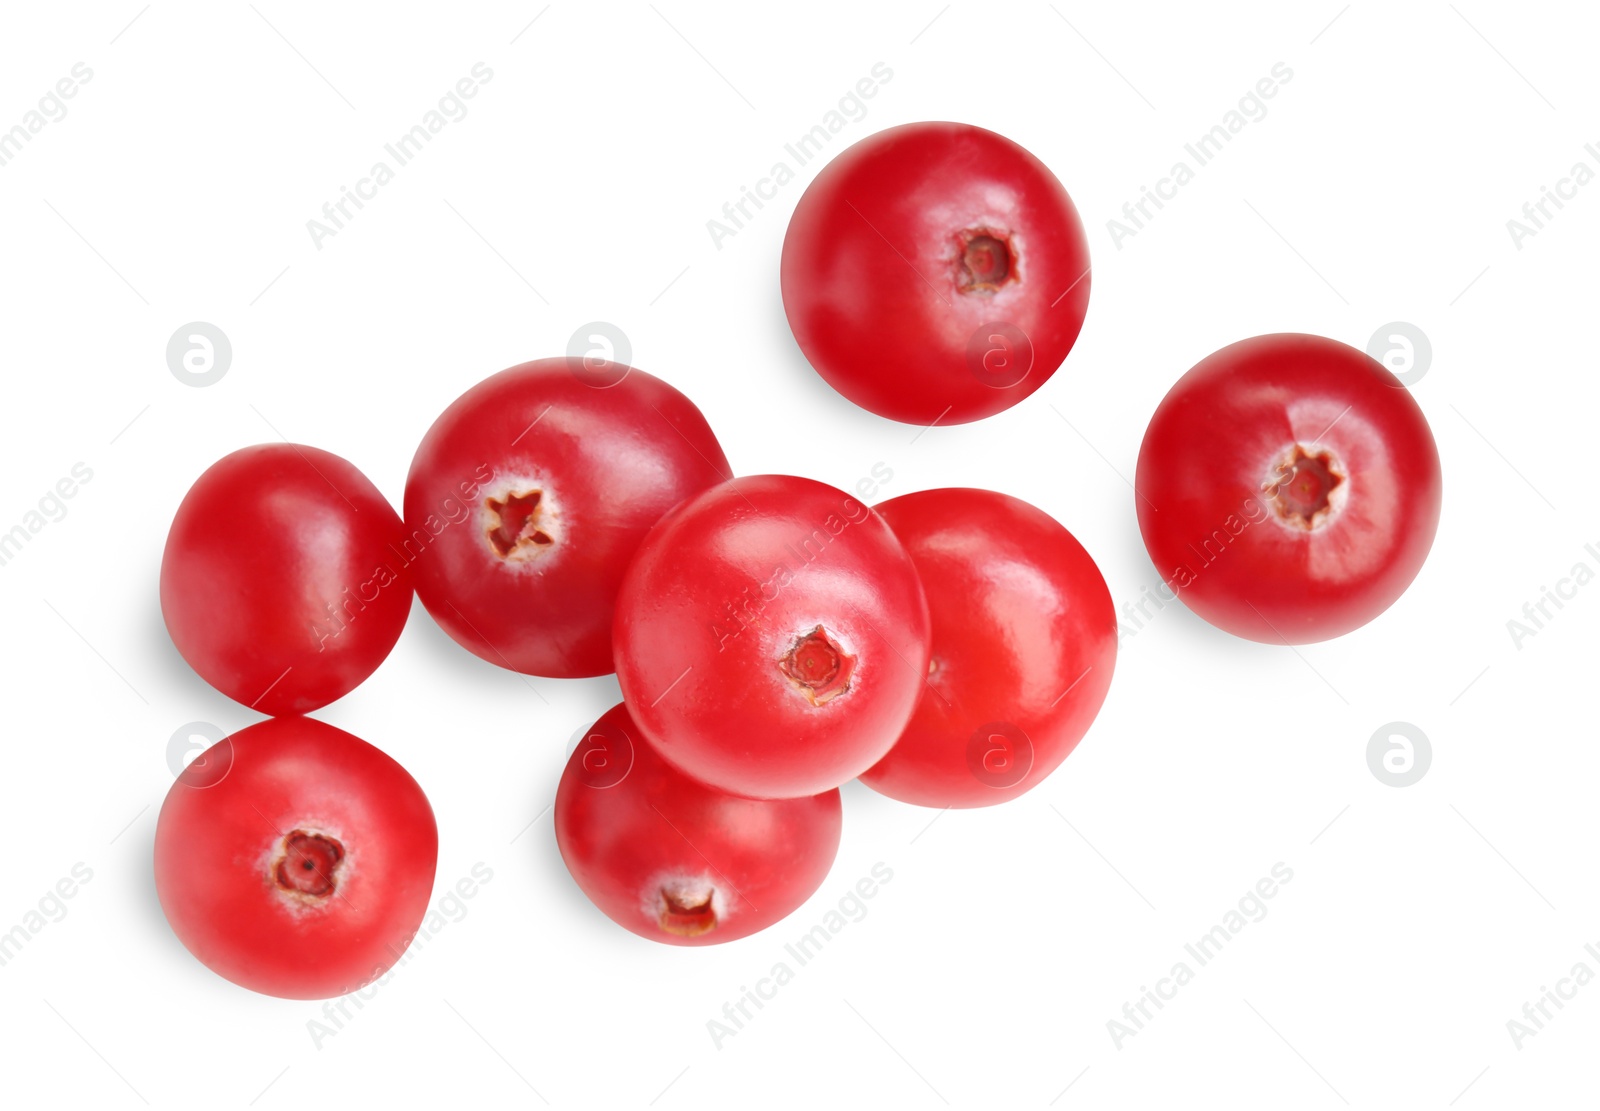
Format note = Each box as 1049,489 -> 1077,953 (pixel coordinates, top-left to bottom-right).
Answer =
0,1 -> 1594,1107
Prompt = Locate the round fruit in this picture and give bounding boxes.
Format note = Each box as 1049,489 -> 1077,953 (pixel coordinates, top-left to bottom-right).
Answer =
613,474 -> 931,799
1135,333 -> 1442,643
861,488 -> 1116,807
153,717 -> 438,999
554,702 -> 842,945
160,444 -> 413,715
403,359 -> 731,678
781,121 -> 1091,426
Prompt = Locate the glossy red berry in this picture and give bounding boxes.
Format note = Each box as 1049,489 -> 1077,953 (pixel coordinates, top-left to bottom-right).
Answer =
1135,333 -> 1442,643
404,359 -> 731,677
153,717 -> 438,999
161,444 -> 413,715
782,121 -> 1091,425
613,474 -> 931,799
861,488 -> 1116,807
554,702 -> 842,945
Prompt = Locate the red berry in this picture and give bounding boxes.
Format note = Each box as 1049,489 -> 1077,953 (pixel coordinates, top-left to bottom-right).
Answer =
861,488 -> 1116,807
153,717 -> 438,999
1135,333 -> 1442,643
782,121 -> 1091,425
614,475 -> 931,799
554,703 -> 842,945
161,444 -> 412,715
404,359 -> 730,678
